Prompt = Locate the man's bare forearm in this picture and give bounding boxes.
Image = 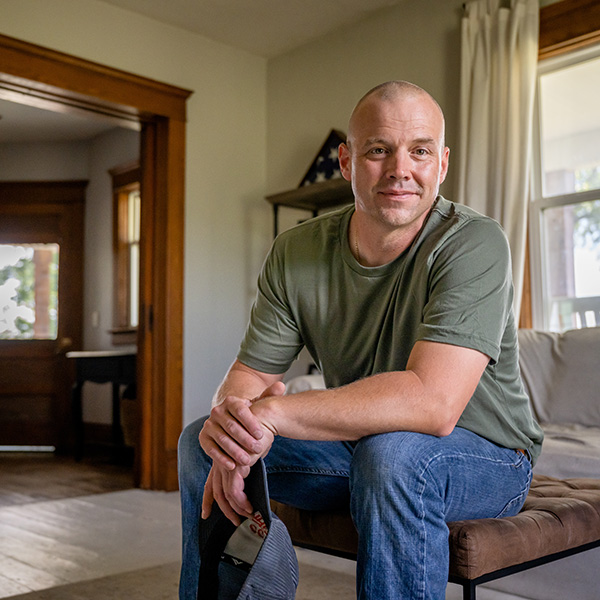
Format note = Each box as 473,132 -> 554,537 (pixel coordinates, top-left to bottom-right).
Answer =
252,370 -> 436,441
252,341 -> 489,442
212,359 -> 285,407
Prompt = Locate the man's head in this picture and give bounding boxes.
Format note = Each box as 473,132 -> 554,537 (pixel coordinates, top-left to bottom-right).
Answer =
339,81 -> 449,237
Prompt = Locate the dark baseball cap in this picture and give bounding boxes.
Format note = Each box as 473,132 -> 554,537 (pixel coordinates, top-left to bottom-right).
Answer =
198,459 -> 299,600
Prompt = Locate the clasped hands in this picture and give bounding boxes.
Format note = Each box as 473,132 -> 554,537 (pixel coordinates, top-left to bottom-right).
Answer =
199,382 -> 285,525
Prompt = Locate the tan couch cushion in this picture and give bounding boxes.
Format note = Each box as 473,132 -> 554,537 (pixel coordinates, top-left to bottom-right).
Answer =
449,475 -> 600,579
518,327 -> 600,428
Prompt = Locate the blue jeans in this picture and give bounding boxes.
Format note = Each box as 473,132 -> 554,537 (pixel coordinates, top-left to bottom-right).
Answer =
178,417 -> 532,600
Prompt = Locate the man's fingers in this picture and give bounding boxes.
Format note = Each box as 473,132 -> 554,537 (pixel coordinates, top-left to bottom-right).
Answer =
203,465 -> 255,527
227,401 -> 264,442
211,471 -> 242,526
210,466 -> 255,526
200,400 -> 268,470
201,420 -> 254,470
223,467 -> 253,517
201,470 -> 215,520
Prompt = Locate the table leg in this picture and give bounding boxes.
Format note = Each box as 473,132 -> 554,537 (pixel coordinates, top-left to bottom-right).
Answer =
112,382 -> 123,448
72,381 -> 84,461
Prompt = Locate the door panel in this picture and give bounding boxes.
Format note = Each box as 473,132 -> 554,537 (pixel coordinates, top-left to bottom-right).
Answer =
0,181 -> 85,448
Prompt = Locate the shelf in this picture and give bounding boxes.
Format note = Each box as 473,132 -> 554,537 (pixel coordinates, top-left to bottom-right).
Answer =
266,178 -> 353,211
265,178 -> 353,236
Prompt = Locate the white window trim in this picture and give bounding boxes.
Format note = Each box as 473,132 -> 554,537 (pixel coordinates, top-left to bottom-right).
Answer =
529,43 -> 600,330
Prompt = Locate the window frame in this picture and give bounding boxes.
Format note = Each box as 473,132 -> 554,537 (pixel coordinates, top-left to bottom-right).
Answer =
529,42 -> 600,330
110,161 -> 141,345
525,0 -> 600,330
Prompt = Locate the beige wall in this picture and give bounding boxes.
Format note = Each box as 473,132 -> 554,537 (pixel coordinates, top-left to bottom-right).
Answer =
266,1 -> 465,202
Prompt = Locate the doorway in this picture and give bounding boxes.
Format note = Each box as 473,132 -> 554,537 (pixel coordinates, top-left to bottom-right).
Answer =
0,33 -> 192,490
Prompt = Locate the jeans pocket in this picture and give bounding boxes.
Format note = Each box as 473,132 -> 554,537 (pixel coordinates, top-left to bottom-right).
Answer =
494,455 -> 532,518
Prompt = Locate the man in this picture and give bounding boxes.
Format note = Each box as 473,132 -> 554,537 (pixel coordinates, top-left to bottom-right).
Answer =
179,81 -> 543,599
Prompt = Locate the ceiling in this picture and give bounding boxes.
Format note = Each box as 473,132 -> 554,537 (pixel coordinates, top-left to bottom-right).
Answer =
99,0 -> 402,58
0,0 -> 401,144
0,100 -> 133,144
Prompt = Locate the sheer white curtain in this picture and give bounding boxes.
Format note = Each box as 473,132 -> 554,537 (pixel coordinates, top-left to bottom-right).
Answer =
456,0 -> 539,317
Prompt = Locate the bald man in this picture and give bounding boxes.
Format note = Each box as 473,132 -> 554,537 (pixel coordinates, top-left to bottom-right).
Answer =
178,81 -> 543,600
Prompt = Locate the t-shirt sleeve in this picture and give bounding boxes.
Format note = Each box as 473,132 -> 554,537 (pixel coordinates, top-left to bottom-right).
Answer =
416,217 -> 513,363
237,241 -> 304,374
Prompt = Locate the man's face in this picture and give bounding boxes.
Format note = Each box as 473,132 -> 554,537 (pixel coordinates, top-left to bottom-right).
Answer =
339,92 -> 449,236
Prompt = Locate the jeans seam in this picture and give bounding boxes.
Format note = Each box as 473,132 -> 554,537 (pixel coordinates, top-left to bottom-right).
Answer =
495,462 -> 532,518
266,465 -> 350,477
416,460 -> 429,600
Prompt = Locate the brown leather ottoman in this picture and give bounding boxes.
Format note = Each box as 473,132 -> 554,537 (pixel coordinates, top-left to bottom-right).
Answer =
271,474 -> 600,599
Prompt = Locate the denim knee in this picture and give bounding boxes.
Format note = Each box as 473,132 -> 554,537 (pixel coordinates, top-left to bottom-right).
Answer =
351,432 -> 426,486
177,415 -> 211,487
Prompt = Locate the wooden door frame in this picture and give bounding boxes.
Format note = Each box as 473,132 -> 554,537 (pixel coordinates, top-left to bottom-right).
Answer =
0,33 -> 192,490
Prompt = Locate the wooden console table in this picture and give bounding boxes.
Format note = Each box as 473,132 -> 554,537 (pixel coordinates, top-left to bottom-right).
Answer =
67,350 -> 136,460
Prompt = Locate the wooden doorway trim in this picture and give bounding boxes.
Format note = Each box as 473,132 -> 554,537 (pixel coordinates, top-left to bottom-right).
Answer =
0,33 -> 192,490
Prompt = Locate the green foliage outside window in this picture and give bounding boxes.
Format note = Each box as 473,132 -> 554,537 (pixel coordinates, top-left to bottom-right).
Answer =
0,245 -> 59,340
574,167 -> 600,252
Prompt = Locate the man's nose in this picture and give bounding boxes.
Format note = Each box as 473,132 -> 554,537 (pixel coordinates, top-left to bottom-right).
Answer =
386,151 -> 410,179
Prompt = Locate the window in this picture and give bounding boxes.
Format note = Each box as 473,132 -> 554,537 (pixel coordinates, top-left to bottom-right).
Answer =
111,162 -> 141,344
530,44 -> 600,331
0,243 -> 59,340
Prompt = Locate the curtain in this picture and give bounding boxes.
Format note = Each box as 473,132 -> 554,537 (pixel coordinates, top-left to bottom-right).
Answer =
456,0 -> 539,317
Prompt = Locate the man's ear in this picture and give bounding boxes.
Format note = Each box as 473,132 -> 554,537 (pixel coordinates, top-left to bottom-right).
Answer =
338,143 -> 352,182
439,146 -> 450,185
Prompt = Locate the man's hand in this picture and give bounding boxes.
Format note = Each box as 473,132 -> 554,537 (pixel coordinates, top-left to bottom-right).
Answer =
200,381 -> 285,470
202,464 -> 251,526
200,395 -> 266,471
200,381 -> 285,524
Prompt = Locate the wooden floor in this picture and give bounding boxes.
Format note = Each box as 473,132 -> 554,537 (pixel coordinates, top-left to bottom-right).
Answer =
0,451 -> 134,508
0,453 -> 179,599
0,489 -> 181,598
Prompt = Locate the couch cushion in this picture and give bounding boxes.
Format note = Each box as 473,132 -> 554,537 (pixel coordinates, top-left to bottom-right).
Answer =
518,327 -> 600,427
534,423 -> 600,479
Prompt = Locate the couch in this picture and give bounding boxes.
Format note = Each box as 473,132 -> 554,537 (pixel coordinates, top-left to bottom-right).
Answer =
280,326 -> 600,600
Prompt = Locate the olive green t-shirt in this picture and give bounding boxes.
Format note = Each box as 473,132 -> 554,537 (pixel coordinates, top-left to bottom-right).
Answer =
238,197 -> 543,463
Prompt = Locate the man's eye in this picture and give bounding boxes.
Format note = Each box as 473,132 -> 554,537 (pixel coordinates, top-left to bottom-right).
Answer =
369,148 -> 386,155
414,148 -> 430,156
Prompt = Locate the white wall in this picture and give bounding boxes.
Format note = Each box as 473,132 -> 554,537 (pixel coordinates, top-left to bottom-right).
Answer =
0,141 -> 90,179
0,0 -> 268,424
85,127 -> 140,354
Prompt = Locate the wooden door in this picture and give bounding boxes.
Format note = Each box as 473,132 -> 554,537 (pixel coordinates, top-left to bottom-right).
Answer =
0,181 -> 85,448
